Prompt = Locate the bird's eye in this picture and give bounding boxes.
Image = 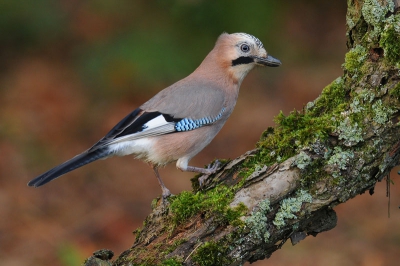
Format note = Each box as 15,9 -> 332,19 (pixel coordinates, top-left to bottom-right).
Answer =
240,44 -> 250,53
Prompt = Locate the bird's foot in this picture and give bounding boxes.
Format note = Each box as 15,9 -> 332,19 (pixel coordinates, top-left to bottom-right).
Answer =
162,187 -> 172,200
154,188 -> 172,208
206,159 -> 221,174
198,160 -> 221,188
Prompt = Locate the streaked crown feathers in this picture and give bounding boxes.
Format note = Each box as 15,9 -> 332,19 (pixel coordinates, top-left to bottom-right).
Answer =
233,33 -> 264,49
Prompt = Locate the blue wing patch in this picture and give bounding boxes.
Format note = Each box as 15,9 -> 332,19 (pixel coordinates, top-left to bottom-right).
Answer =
175,108 -> 225,132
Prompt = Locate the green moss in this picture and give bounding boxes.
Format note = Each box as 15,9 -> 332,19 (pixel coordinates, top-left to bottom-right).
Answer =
169,191 -> 202,224
390,82 -> 400,99
308,77 -> 348,117
344,45 -> 367,76
133,227 -> 142,242
262,78 -> 346,157
380,21 -> 400,65
256,110 -> 331,165
225,202 -> 247,226
169,185 -> 247,227
372,99 -> 396,124
241,78 -> 348,180
273,190 -> 313,229
299,158 -> 326,187
192,241 -> 231,266
245,199 -> 271,242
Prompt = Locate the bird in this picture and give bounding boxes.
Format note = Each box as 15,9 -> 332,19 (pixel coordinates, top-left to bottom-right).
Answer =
28,32 -> 281,198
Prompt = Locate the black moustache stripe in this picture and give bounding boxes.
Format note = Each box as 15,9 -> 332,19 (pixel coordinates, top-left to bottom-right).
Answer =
231,56 -> 254,66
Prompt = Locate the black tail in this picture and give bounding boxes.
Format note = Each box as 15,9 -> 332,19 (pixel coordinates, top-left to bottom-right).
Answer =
28,148 -> 110,187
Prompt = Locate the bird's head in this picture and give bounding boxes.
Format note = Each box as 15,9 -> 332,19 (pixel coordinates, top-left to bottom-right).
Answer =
211,32 -> 281,84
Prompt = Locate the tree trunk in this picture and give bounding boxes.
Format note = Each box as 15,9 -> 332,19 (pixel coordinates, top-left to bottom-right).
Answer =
85,0 -> 400,265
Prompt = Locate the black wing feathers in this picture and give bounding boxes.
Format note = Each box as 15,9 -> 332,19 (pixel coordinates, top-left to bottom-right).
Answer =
88,108 -> 142,152
89,109 -> 180,152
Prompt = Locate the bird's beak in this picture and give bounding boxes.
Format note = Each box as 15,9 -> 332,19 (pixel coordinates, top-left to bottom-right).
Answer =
253,55 -> 281,67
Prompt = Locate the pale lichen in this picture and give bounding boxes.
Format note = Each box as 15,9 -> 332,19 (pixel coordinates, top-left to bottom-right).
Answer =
294,151 -> 312,170
372,99 -> 396,124
350,97 -> 365,113
362,0 -> 394,27
327,147 -> 355,178
361,0 -> 395,41
336,117 -> 364,146
305,101 -> 315,110
245,199 -> 271,242
360,90 -> 375,103
273,190 -> 312,229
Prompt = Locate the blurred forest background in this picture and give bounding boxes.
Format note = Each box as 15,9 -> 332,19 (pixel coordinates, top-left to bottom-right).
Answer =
1,0 -> 399,265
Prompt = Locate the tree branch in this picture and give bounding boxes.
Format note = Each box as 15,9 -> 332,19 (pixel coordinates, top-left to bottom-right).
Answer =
85,1 -> 400,265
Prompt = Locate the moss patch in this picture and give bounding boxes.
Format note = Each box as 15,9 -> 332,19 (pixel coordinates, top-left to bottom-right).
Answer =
344,45 -> 367,76
169,186 -> 247,227
299,158 -> 326,188
242,78 -> 348,175
390,82 -> 400,99
192,241 -> 231,266
380,27 -> 400,64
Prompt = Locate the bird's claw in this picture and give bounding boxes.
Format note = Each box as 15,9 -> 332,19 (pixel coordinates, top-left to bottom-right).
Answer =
206,159 -> 221,173
198,160 -> 221,188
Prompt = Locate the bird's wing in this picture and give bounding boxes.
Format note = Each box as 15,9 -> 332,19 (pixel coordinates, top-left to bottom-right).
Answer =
88,109 -> 174,151
90,80 -> 227,151
140,78 -> 226,120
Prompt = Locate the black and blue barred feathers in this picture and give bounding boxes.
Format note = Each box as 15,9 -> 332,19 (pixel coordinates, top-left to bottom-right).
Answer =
175,108 -> 225,132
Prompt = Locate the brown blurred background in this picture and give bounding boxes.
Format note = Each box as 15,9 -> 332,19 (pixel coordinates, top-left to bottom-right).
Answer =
1,1 -> 399,265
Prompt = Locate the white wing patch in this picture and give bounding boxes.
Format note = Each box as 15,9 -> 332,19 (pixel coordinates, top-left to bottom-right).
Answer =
143,115 -> 169,130
104,115 -> 175,147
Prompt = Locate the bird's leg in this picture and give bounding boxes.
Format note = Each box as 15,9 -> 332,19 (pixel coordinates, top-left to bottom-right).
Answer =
185,160 -> 221,175
152,165 -> 171,199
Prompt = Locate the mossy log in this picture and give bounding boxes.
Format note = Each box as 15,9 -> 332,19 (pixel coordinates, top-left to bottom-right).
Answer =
85,1 -> 400,265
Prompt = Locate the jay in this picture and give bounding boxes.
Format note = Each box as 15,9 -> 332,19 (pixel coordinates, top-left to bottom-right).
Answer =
28,32 -> 281,198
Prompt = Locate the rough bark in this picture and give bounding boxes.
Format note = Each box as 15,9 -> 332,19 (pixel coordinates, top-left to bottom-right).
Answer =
85,1 -> 400,265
